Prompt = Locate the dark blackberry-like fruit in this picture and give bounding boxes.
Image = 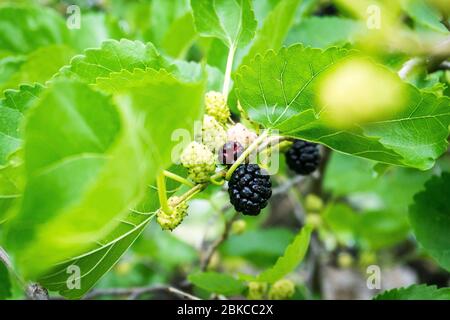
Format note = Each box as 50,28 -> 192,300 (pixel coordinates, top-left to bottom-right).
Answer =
219,141 -> 244,165
285,140 -> 320,175
228,164 -> 272,216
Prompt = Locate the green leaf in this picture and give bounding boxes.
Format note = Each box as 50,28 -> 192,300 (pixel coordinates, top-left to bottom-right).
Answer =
0,160 -> 23,224
286,16 -> 363,48
323,203 -> 359,245
221,228 -> 295,266
6,71 -> 204,280
37,164 -> 185,299
188,272 -> 246,295
150,0 -> 191,45
190,0 -> 257,48
38,211 -> 156,299
28,69 -> 202,298
161,13 -> 197,58
0,261 -> 12,299
0,39 -> 174,166
134,225 -> 198,267
0,45 -> 75,95
409,172 -> 450,272
324,203 -> 411,250
235,45 -> 450,170
324,152 -> 433,214
374,284 -> 450,300
242,225 -> 312,283
0,84 -> 44,165
0,5 -> 69,54
69,13 -> 125,52
402,0 -> 449,34
60,39 -> 175,84
240,0 -> 303,67
356,211 -> 410,250
324,152 -> 377,196
172,61 -> 224,91
0,56 -> 26,88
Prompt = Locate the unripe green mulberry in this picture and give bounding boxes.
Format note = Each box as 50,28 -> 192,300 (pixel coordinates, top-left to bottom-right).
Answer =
337,251 -> 354,269
157,196 -> 188,231
227,123 -> 257,149
180,141 -> 216,183
268,279 -> 295,300
231,219 -> 247,235
205,91 -> 230,123
247,281 -> 268,300
305,193 -> 324,212
201,115 -> 227,155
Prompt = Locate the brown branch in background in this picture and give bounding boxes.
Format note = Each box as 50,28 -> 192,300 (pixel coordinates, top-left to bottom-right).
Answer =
442,13 -> 450,32
272,175 -> 306,197
310,147 -> 331,198
201,211 -> 239,271
427,37 -> 450,73
398,37 -> 450,78
83,285 -> 200,300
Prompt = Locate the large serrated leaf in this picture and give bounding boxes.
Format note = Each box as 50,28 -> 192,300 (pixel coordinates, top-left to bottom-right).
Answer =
38,164 -> 184,299
0,45 -> 75,95
6,71 -> 205,282
374,284 -> 450,300
235,45 -> 450,170
0,39 -> 173,164
409,172 -> 450,272
60,39 -> 175,84
38,212 -> 156,299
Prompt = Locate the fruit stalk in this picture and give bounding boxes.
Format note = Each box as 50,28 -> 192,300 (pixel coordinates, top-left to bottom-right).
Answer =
157,172 -> 172,215
225,130 -> 270,180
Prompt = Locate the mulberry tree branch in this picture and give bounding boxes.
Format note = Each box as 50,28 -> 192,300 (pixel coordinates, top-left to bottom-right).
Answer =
201,210 -> 240,271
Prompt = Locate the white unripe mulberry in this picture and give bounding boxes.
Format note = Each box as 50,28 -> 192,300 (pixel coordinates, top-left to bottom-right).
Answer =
201,115 -> 227,155
180,141 -> 216,183
205,91 -> 230,123
268,279 -> 295,300
157,196 -> 188,231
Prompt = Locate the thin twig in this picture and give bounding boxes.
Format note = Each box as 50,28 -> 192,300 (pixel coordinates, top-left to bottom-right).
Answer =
0,246 -> 13,270
272,175 -> 306,197
398,57 -> 424,79
0,246 -> 29,292
201,211 -> 239,271
167,287 -> 201,300
427,37 -> 450,73
83,285 -> 200,300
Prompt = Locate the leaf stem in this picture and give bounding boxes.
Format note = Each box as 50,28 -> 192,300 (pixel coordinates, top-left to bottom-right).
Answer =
222,44 -> 236,99
210,169 -> 226,185
156,172 -> 172,214
225,130 -> 270,180
176,183 -> 206,205
163,170 -> 195,188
